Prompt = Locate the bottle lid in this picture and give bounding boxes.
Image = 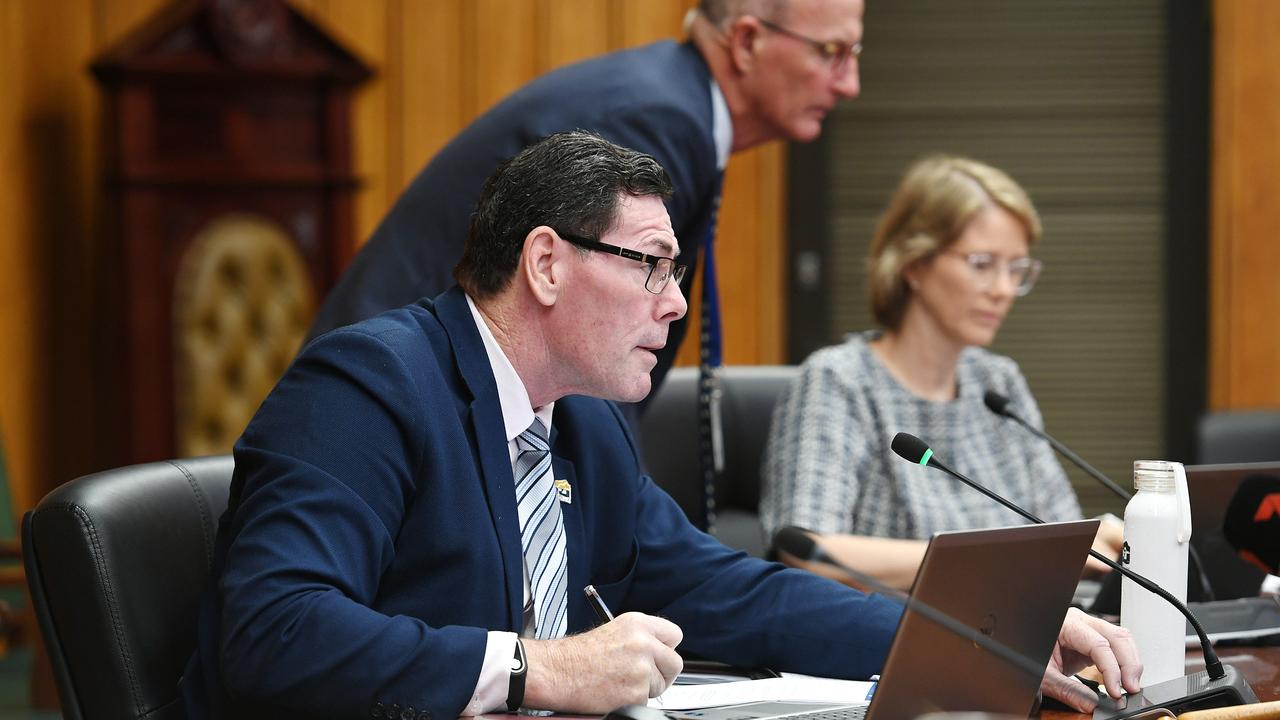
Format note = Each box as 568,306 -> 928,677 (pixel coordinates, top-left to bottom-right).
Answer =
1134,460 -> 1176,491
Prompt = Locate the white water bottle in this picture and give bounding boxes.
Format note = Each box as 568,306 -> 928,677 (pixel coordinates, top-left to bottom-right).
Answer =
1120,459 -> 1192,685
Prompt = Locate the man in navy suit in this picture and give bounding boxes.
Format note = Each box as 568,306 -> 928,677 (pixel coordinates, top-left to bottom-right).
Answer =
185,132 -> 1140,718
307,0 -> 866,400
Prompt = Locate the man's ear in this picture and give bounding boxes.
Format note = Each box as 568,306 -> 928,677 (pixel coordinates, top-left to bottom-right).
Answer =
725,15 -> 763,72
521,226 -> 563,307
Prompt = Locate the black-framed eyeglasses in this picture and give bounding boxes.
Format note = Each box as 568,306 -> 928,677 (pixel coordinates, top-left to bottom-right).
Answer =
939,250 -> 1044,297
559,233 -> 687,295
757,17 -> 862,73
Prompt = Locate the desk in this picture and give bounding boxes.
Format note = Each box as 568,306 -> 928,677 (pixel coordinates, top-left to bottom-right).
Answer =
1043,645 -> 1280,719
476,646 -> 1280,720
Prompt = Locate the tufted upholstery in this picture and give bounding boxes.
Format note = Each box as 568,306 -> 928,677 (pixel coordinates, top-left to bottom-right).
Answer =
639,365 -> 798,557
173,213 -> 313,457
23,456 -> 233,720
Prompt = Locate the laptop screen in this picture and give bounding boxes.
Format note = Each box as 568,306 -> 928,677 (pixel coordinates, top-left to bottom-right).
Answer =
662,520 -> 1098,720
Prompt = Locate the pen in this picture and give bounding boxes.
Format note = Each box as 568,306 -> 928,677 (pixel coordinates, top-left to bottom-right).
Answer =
583,584 -> 614,623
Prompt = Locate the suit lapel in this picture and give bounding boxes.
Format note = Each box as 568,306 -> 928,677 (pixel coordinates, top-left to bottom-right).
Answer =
435,288 -> 525,631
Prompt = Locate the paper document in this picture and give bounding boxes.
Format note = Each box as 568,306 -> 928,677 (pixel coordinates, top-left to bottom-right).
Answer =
650,674 -> 877,710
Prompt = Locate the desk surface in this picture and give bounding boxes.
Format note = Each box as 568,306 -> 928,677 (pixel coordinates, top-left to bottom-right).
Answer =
475,645 -> 1280,720
1043,644 -> 1280,719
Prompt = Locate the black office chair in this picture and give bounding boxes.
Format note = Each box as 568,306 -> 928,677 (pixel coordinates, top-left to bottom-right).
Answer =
639,365 -> 798,557
1197,409 -> 1280,464
22,456 -> 233,720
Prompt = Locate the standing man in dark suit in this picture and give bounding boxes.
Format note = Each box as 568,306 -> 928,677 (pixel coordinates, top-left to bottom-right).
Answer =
185,132 -> 1140,719
307,0 -> 865,401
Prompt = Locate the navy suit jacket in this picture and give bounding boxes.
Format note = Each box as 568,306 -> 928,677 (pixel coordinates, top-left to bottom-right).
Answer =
307,41 -> 722,398
183,288 -> 902,719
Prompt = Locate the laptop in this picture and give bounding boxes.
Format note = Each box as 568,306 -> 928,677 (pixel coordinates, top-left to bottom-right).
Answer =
1186,462 -> 1280,600
665,519 -> 1099,720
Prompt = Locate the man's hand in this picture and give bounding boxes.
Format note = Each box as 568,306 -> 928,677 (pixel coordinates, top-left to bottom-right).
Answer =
1042,607 -> 1143,712
522,612 -> 684,713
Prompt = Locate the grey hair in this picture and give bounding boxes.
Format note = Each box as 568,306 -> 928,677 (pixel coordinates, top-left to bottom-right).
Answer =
698,0 -> 788,28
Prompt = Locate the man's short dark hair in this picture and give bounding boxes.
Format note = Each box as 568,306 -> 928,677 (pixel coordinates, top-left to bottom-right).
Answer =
454,130 -> 673,298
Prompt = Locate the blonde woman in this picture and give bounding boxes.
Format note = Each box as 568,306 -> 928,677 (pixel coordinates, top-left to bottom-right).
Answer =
762,155 -> 1120,589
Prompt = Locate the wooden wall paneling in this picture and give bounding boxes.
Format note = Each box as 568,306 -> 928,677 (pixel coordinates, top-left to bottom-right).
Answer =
1208,0 -> 1235,410
754,142 -> 787,363
292,0 -> 392,244
718,149 -> 762,364
97,0 -> 170,45
1210,0 -> 1280,408
20,0 -> 101,508
717,143 -> 787,364
540,0 -> 611,71
0,0 -> 38,517
612,0 -> 690,48
14,2 -> 102,707
470,0 -> 539,117
399,0 -> 466,201
1233,0 -> 1280,406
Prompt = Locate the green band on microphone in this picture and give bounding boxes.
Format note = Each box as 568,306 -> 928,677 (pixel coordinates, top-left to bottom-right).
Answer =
919,448 -> 933,466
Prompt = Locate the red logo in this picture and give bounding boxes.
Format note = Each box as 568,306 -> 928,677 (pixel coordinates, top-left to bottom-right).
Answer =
1254,493 -> 1280,522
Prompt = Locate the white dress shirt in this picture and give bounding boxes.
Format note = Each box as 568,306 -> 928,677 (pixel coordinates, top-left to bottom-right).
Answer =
461,295 -> 555,715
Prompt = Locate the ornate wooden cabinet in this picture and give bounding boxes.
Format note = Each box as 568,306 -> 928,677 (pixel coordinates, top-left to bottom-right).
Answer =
92,0 -> 370,463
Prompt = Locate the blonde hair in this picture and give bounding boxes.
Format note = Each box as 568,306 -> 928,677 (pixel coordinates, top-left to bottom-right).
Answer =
867,155 -> 1041,330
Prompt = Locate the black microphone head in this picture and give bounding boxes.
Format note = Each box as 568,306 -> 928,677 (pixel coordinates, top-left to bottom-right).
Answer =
891,432 -> 934,466
983,390 -> 1012,417
1222,474 -> 1280,574
773,526 -> 821,562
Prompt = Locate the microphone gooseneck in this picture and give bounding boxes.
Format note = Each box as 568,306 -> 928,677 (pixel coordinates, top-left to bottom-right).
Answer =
981,391 -> 1133,502
980,392 -> 1217,602
891,432 -> 1040,525
889,432 -> 1225,682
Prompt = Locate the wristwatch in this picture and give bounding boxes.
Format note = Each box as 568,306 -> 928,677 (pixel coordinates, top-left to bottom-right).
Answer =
506,638 -> 527,712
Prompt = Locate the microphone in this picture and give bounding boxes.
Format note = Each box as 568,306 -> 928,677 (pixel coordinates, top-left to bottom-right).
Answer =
981,390 -> 1217,603
775,526 -> 837,566
1222,474 -> 1280,574
982,391 -> 1132,501
890,432 -> 1259,718
772,526 -> 1061,693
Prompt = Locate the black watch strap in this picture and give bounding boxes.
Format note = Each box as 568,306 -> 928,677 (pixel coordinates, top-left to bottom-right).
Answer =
506,638 -> 527,712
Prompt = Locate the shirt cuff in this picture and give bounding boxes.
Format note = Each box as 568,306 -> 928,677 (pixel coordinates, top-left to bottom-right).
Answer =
1261,574 -> 1280,596
461,631 -> 519,716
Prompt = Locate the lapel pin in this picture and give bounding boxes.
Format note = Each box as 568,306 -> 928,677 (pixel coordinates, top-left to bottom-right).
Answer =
554,478 -> 572,504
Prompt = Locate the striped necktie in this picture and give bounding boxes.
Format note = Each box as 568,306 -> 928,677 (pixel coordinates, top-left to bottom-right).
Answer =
513,419 -> 568,639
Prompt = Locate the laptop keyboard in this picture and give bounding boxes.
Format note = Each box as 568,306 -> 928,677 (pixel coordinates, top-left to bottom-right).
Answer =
780,706 -> 868,720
